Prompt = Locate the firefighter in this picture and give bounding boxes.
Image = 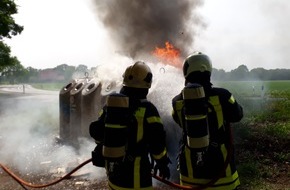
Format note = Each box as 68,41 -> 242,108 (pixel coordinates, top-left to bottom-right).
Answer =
90,61 -> 171,190
172,52 -> 243,190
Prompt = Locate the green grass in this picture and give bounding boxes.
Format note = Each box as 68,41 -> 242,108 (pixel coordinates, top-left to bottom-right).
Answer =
31,83 -> 66,91
210,81 -> 290,189
213,80 -> 290,97
238,160 -> 261,185
265,122 -> 290,138
233,91 -> 290,189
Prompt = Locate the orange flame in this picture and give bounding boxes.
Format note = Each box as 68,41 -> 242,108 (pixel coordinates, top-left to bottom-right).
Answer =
152,41 -> 182,67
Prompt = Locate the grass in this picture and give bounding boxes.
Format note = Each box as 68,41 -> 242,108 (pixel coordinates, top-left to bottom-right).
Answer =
31,82 -> 66,91
213,80 -> 290,97
212,81 -> 290,189
265,122 -> 290,139
235,121 -> 290,189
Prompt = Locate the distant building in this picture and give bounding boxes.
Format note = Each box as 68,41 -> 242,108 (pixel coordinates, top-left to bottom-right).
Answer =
38,69 -> 65,82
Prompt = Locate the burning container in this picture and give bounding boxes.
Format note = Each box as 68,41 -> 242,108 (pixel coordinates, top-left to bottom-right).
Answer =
59,80 -> 77,142
58,75 -> 121,148
69,78 -> 88,145
81,78 -> 105,138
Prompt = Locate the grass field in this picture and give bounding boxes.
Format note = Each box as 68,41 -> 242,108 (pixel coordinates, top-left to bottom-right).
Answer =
32,80 -> 290,94
214,80 -> 290,97
212,81 -> 290,189
31,83 -> 65,91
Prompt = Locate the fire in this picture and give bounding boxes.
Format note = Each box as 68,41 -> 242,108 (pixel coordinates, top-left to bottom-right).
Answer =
152,41 -> 182,67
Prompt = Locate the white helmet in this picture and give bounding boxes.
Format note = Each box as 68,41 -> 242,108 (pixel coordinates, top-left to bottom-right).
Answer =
183,52 -> 212,79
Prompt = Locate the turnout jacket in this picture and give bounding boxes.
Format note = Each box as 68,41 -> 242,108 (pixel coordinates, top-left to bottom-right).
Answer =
172,86 -> 243,190
90,96 -> 167,190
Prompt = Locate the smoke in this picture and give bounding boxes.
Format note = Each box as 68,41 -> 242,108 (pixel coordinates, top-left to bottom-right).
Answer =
0,0 -> 205,185
91,0 -> 205,60
0,60 -> 185,185
87,0 -> 206,174
147,63 -> 184,180
0,89 -> 105,179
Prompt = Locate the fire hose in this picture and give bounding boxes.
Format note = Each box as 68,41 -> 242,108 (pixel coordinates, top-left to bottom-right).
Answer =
0,126 -> 233,189
0,159 -> 91,189
0,153 -> 230,190
0,158 -> 193,189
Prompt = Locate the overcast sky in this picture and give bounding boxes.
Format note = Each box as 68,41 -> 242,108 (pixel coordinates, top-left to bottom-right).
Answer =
5,0 -> 290,71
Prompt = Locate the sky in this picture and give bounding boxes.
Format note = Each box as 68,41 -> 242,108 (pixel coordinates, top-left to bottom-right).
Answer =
5,0 -> 290,71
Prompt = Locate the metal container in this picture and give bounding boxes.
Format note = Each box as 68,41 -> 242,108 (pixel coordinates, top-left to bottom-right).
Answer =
81,78 -> 105,138
59,80 -> 77,141
69,78 -> 88,145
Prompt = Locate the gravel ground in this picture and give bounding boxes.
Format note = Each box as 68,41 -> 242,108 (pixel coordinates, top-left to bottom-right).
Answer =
0,168 -> 175,190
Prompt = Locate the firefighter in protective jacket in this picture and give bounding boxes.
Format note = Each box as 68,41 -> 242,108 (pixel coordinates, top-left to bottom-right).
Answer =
90,61 -> 170,190
172,52 -> 243,190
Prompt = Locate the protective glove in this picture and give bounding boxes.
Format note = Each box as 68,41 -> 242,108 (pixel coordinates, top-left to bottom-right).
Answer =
153,156 -> 171,179
91,144 -> 105,167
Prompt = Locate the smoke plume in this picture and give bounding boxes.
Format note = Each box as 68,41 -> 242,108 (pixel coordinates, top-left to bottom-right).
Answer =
0,88 -> 105,180
91,0 -> 205,60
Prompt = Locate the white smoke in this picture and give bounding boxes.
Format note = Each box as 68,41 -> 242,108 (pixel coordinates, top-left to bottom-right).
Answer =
0,88 -> 106,179
0,55 -> 185,183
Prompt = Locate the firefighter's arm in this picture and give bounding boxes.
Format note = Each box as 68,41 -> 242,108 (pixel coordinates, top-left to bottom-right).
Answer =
172,109 -> 179,124
89,108 -> 106,143
145,103 -> 171,179
146,104 -> 167,156
172,94 -> 183,126
224,93 -> 244,122
90,109 -> 106,167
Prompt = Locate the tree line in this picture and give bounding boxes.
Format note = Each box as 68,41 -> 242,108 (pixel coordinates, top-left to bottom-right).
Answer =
0,63 -> 93,84
0,0 -> 23,75
211,65 -> 290,81
1,63 -> 290,85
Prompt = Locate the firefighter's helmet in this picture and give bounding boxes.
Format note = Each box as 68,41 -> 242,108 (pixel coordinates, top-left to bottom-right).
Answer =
123,61 -> 152,88
183,52 -> 212,79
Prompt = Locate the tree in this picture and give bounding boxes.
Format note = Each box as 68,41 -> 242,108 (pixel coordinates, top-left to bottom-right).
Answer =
75,64 -> 88,73
26,66 -> 39,82
0,41 -> 12,69
249,68 -> 267,80
0,0 -> 23,39
54,64 -> 76,82
0,57 -> 28,83
229,64 -> 249,80
0,0 -> 23,71
212,68 -> 227,81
